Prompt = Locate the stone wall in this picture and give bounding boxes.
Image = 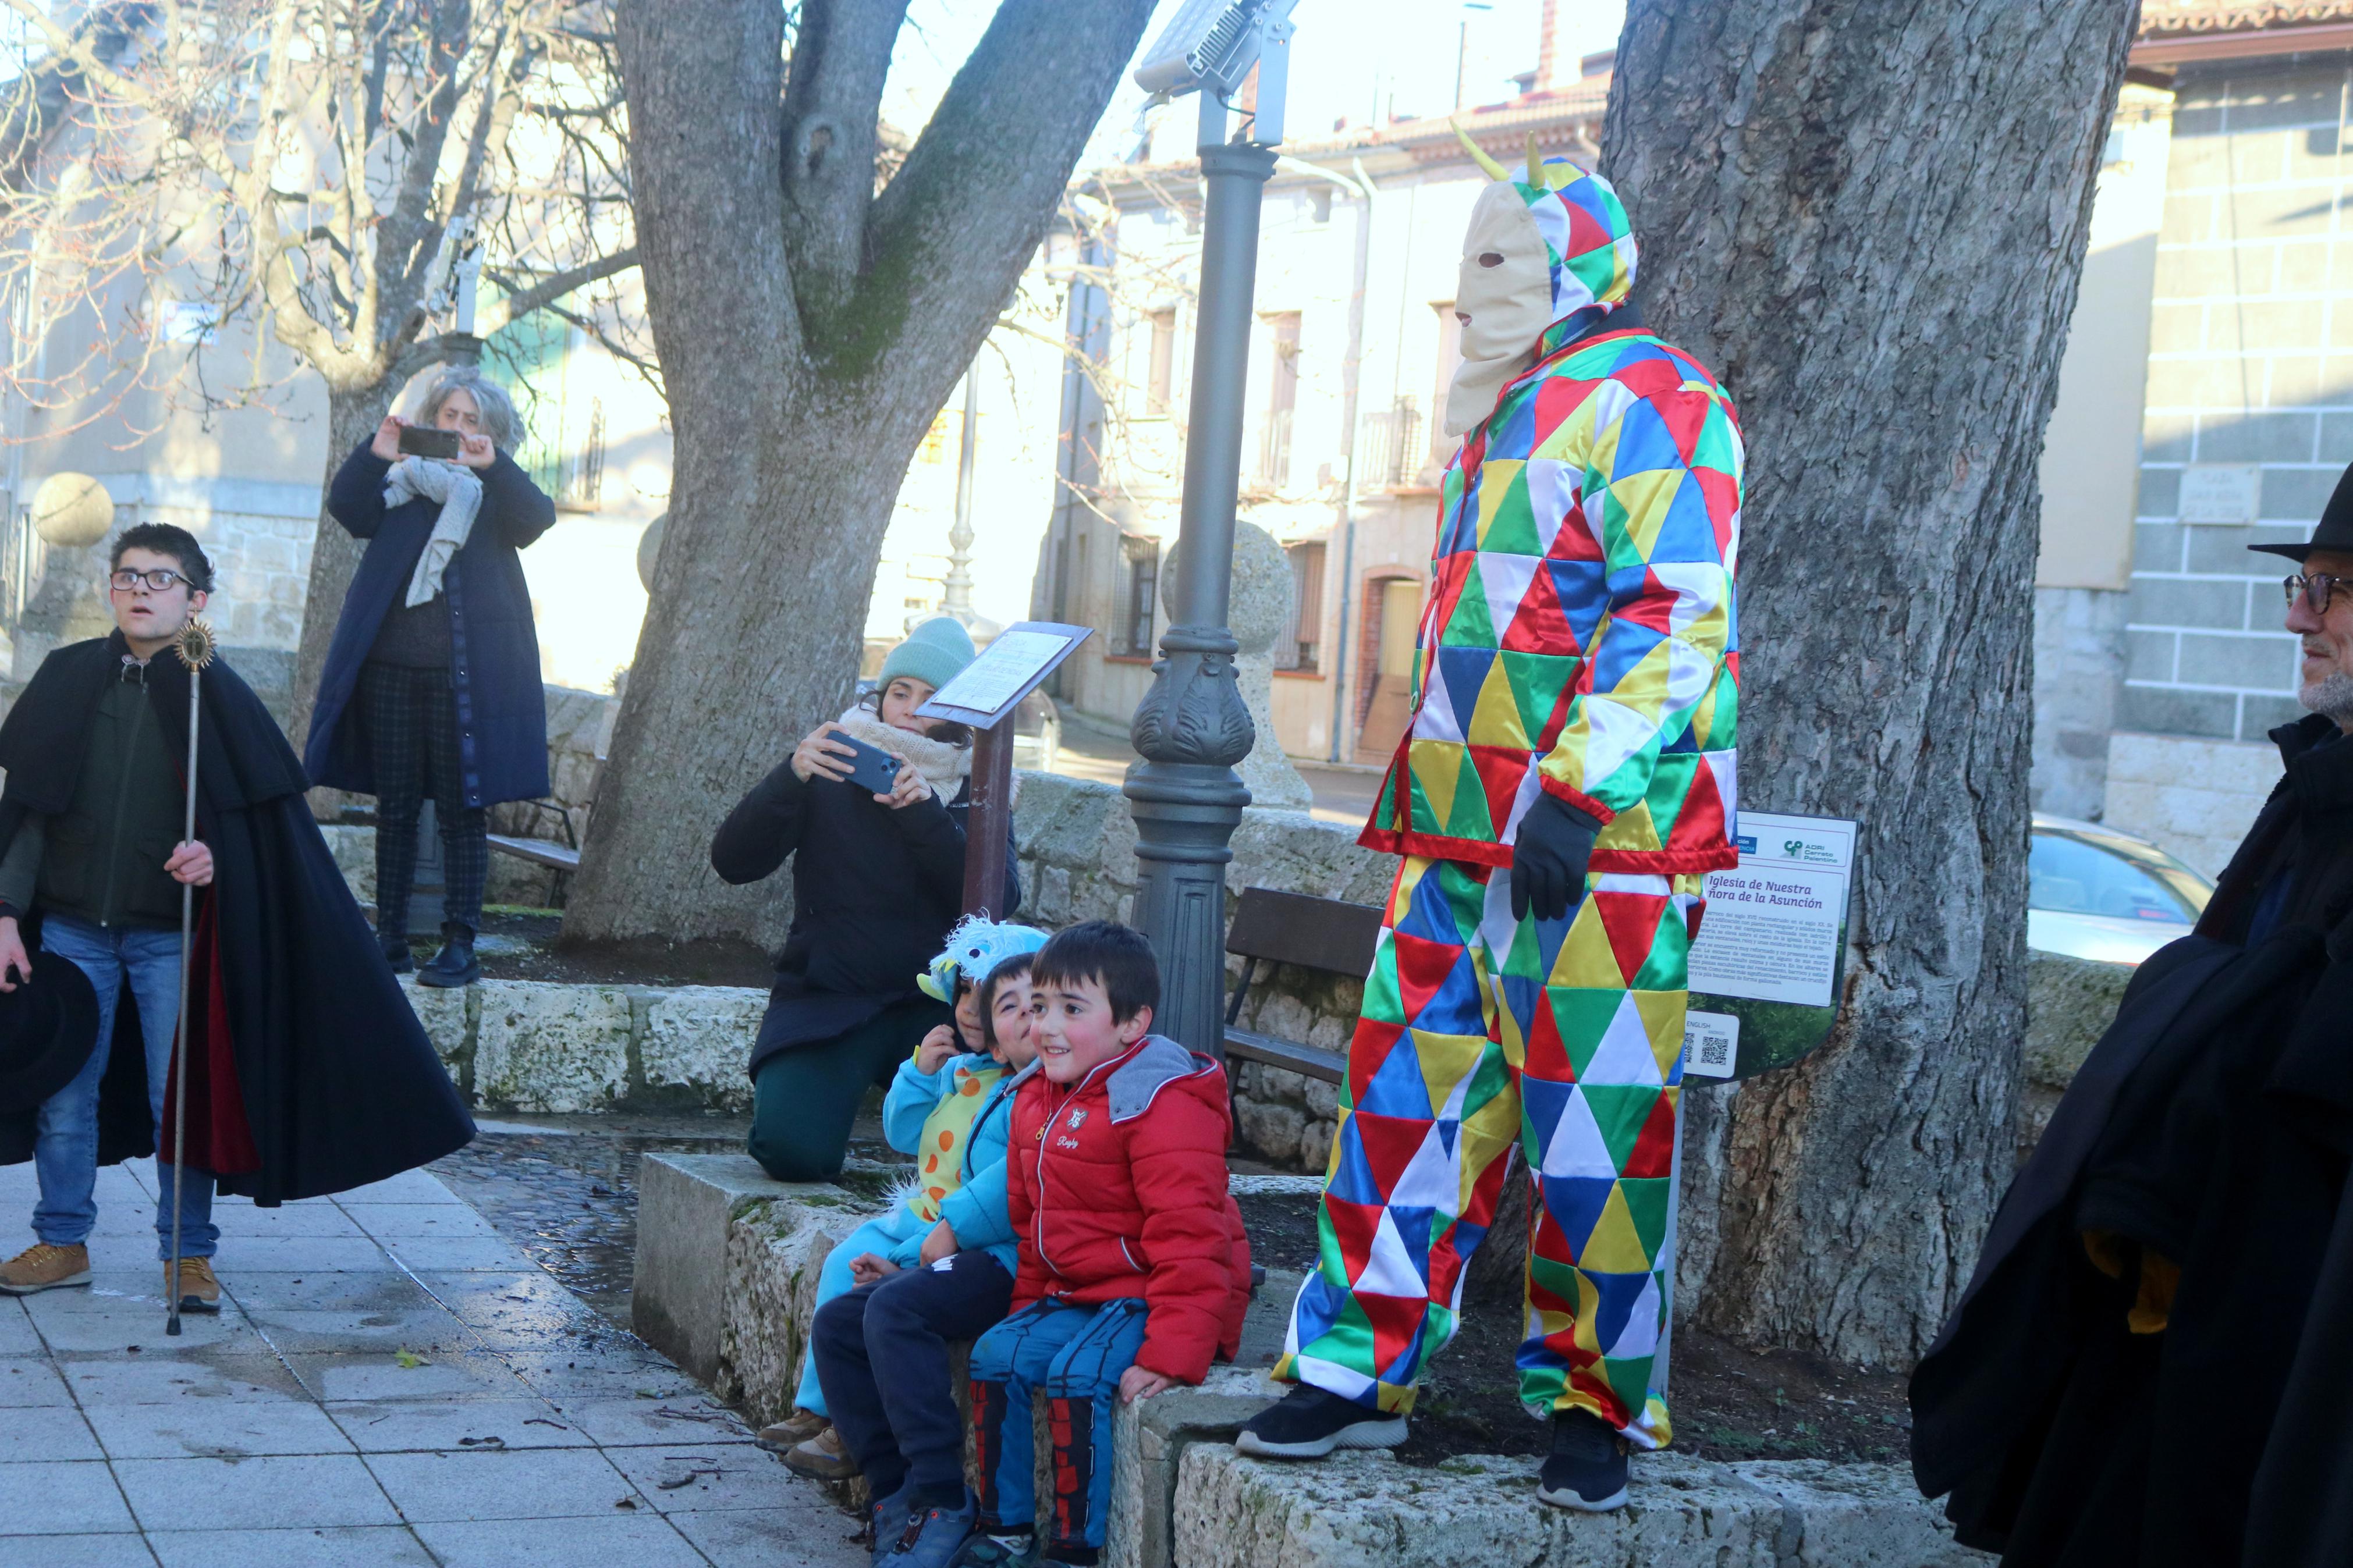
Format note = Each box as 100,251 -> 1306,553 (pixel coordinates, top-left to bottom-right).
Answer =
395,972 -> 763,1114
2127,59 -> 2347,750
2102,728 -> 2276,877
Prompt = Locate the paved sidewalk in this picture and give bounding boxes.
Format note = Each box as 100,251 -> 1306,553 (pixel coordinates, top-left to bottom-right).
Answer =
0,1159 -> 864,1567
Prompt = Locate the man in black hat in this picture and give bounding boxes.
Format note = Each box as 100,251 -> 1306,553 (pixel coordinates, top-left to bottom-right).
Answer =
0,522 -> 473,1312
1910,469 -> 2353,1564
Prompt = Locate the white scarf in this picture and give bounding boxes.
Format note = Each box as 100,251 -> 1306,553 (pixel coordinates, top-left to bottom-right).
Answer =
833,705 -> 991,805
385,455 -> 485,607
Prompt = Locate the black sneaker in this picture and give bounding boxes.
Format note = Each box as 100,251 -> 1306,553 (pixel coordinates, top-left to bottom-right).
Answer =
417,922 -> 480,988
1536,1407 -> 1630,1512
1233,1384 -> 1407,1459
379,933 -> 414,975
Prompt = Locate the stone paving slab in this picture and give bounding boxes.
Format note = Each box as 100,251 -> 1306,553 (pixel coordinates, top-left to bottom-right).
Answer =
0,1157 -> 863,1566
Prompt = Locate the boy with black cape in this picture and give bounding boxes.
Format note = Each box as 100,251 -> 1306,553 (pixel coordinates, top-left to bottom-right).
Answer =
1909,480 -> 2353,1566
0,523 -> 473,1309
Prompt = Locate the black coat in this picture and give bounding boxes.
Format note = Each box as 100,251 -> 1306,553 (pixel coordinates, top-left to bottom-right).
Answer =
1910,713 -> 2353,1565
712,760 -> 1020,1077
0,634 -> 475,1200
303,439 -> 555,808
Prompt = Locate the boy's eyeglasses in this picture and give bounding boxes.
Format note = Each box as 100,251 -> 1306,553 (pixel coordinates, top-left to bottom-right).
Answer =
110,568 -> 190,593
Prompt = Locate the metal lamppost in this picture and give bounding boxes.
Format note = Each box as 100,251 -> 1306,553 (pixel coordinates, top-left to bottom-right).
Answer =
1124,1 -> 1296,1059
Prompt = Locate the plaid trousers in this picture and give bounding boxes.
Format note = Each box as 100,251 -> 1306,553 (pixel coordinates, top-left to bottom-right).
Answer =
359,661 -> 487,936
1276,854 -> 1707,1447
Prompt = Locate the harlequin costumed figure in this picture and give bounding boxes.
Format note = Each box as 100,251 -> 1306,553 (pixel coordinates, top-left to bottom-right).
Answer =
1236,136 -> 1742,1512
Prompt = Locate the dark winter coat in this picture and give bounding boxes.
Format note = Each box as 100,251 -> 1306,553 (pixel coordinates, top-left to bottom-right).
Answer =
1005,1037 -> 1252,1385
1910,712 -> 2353,1565
711,760 -> 1020,1077
302,439 -> 555,809
0,634 -> 475,1199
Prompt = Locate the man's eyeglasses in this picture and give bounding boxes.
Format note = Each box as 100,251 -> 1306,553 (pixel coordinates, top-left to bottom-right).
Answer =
2284,573 -> 2351,613
109,568 -> 190,593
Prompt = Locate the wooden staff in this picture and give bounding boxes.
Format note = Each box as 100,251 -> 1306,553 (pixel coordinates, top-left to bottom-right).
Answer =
165,617 -> 214,1336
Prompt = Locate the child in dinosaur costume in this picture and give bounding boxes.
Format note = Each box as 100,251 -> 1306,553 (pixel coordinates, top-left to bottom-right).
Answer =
1236,138 -> 1742,1513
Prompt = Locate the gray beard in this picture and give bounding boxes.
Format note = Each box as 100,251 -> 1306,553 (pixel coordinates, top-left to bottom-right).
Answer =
2299,670 -> 2353,725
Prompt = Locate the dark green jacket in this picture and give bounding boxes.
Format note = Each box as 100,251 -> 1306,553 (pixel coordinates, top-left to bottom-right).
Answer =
0,656 -> 184,929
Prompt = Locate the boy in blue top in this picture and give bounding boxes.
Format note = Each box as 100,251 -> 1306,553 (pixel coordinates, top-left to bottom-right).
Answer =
814,945 -> 1041,1556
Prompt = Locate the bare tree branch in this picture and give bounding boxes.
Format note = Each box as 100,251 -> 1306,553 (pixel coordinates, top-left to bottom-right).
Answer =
778,0 -> 909,313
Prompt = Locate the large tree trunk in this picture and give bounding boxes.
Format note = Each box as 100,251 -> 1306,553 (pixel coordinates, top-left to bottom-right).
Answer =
563,0 -> 1154,943
289,381 -> 398,811
1602,0 -> 2142,1366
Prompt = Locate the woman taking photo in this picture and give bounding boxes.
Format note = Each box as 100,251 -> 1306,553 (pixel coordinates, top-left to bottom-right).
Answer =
304,367 -> 555,988
714,617 -> 1021,1182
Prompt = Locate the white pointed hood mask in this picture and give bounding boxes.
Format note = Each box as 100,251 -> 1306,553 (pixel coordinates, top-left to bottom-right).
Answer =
1442,132 -> 1641,438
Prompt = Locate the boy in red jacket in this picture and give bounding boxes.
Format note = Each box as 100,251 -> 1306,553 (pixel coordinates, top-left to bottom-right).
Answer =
931,921 -> 1250,1568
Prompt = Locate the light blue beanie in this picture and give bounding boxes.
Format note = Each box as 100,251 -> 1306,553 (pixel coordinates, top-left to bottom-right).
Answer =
879,617 -> 977,696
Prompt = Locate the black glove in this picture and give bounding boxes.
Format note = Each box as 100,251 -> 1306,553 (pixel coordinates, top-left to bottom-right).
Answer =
1510,794 -> 1604,923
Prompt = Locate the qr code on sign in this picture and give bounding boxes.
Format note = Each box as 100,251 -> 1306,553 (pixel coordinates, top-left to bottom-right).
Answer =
1698,1036 -> 1731,1068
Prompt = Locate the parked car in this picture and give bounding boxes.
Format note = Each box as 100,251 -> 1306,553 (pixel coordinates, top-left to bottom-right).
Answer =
2029,814 -> 2216,965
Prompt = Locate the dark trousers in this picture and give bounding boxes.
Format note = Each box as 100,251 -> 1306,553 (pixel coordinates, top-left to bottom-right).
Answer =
359,661 -> 487,936
812,1249 -> 1016,1506
747,998 -> 945,1182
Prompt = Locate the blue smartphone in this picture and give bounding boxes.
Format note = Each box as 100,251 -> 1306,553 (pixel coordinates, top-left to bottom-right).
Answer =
834,734 -> 903,795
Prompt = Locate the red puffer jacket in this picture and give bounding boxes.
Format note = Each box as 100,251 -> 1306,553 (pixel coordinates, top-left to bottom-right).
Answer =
1005,1036 -> 1253,1385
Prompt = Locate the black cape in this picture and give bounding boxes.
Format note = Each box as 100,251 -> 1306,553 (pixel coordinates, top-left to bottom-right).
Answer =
0,633 -> 474,1201
1911,717 -> 2353,1566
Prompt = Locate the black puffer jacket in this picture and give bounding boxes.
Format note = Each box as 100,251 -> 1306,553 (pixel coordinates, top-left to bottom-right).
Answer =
712,760 -> 1019,1076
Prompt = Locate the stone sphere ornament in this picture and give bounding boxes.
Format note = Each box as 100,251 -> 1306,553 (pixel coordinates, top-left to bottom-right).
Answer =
31,472 -> 116,547
636,513 -> 666,592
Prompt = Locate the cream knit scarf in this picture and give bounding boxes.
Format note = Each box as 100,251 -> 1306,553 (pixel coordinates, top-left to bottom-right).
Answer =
834,706 -> 980,804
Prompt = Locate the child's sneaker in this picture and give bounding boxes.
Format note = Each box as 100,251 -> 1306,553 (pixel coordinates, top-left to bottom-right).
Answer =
755,1407 -> 829,1453
866,1480 -> 917,1567
782,1423 -> 860,1480
881,1488 -> 976,1566
1234,1385 -> 1407,1458
1535,1407 -> 1630,1512
945,1529 -> 1035,1567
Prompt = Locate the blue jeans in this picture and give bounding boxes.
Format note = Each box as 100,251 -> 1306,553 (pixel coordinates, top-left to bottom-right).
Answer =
970,1297 -> 1150,1561
34,913 -> 216,1259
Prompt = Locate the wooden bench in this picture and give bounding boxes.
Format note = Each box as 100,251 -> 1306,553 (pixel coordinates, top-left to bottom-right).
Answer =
1222,887 -> 1385,1086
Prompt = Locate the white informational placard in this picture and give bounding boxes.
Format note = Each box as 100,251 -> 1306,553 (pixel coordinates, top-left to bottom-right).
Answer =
1684,812 -> 1857,1009
2179,464 -> 2261,525
914,621 -> 1091,728
1682,1010 -> 1740,1080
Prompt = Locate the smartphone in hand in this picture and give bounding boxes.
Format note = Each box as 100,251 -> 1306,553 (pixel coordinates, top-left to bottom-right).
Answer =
833,734 -> 904,796
397,425 -> 464,460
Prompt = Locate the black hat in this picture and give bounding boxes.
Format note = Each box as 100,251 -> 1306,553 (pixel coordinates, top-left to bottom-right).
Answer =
0,950 -> 100,1117
2252,460 -> 2353,563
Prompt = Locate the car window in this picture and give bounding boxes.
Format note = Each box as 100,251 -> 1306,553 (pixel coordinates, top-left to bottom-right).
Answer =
2029,833 -> 2200,923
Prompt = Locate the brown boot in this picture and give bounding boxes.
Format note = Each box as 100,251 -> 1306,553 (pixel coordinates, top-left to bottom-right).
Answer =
0,1242 -> 91,1295
166,1256 -> 222,1314
754,1408 -> 830,1453
781,1423 -> 859,1480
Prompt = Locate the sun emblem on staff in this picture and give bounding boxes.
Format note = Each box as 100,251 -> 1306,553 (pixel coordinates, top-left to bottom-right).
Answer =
172,616 -> 217,671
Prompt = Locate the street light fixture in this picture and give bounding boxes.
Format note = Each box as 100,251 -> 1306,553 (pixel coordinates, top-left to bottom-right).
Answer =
1122,0 -> 1297,1062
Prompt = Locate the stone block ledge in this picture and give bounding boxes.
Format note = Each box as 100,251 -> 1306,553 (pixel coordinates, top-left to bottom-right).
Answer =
1177,1447 -> 1991,1568
633,1151 -> 1300,1568
398,975 -> 764,1115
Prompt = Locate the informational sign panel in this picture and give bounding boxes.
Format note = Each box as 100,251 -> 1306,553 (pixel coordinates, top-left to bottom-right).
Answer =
1682,812 -> 1858,1081
2179,464 -> 2260,526
915,621 -> 1092,728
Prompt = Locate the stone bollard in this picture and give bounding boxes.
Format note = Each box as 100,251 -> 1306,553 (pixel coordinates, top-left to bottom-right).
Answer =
1162,520 -> 1314,813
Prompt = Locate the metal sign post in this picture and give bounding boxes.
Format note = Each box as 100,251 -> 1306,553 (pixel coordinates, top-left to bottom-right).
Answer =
916,623 -> 1093,918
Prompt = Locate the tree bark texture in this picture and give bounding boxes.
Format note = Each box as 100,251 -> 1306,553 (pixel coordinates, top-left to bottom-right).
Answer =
1600,0 -> 2141,1366
565,0 -> 1155,943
